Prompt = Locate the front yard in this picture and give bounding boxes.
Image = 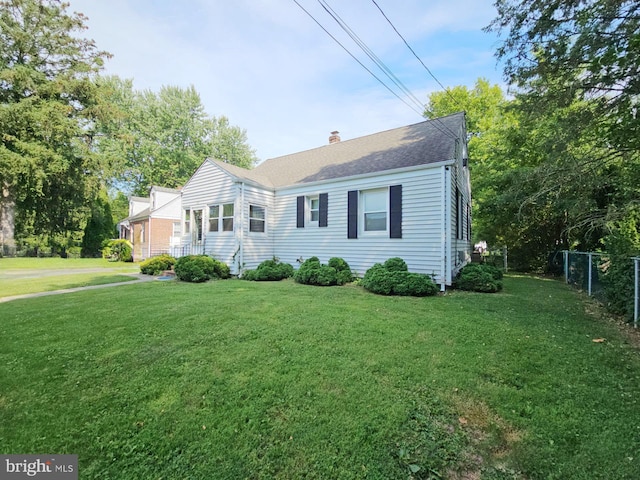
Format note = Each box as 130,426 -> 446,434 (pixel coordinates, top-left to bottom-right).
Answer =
1,275 -> 639,479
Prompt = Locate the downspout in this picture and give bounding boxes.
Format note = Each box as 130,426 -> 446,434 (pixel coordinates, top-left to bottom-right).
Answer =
148,217 -> 152,259
440,165 -> 448,291
239,182 -> 245,274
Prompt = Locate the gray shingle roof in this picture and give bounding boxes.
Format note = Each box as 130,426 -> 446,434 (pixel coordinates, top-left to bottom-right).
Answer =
212,112 -> 465,189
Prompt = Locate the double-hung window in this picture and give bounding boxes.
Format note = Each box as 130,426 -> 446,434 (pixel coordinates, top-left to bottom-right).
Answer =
184,209 -> 191,235
222,203 -> 234,232
297,193 -> 328,228
347,185 -> 402,239
249,205 -> 266,233
362,188 -> 388,232
309,197 -> 319,224
208,205 -> 219,232
208,203 -> 234,232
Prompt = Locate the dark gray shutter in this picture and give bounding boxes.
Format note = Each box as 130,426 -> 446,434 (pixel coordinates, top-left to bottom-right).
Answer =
319,193 -> 328,227
347,190 -> 358,239
389,184 -> 402,238
296,196 -> 304,228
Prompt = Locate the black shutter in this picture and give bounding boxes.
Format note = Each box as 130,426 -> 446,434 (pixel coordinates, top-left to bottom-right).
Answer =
389,184 -> 402,238
319,193 -> 328,227
347,190 -> 358,239
296,196 -> 304,228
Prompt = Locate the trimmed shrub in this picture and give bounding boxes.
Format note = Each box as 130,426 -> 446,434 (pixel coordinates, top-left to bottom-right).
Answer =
174,255 -> 229,283
362,259 -> 438,297
328,257 -> 354,284
294,256 -> 353,286
213,259 -> 231,279
242,258 -> 294,281
102,239 -> 133,262
383,257 -> 408,272
455,263 -> 503,293
140,254 -> 176,275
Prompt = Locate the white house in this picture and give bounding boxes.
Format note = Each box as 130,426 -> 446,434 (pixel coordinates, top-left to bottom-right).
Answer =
179,112 -> 472,288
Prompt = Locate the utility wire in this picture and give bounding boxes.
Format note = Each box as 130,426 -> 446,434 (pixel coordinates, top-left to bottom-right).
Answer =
292,0 -> 459,140
316,0 -> 458,140
317,0 -> 426,114
291,0 -> 426,117
371,0 -> 464,110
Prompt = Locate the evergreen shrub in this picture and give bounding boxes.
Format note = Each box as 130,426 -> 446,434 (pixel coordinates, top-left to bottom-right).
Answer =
361,259 -> 438,297
102,239 -> 133,262
294,256 -> 353,286
174,255 -> 229,283
242,258 -> 295,281
455,263 -> 503,293
140,254 -> 176,275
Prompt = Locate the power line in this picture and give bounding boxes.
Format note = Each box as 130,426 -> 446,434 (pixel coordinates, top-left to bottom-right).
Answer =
370,0 -> 464,110
316,0 -> 425,113
292,0 -> 459,140
291,0 -> 426,118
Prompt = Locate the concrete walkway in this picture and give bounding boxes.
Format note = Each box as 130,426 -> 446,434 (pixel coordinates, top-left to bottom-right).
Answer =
0,273 -> 160,304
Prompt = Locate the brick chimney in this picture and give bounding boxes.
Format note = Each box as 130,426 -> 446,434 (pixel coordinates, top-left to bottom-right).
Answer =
329,131 -> 341,144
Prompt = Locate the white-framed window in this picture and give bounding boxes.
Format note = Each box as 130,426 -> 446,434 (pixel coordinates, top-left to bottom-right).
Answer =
208,205 -> 219,232
184,209 -> 191,235
309,196 -> 319,224
249,205 -> 266,233
140,223 -> 145,243
361,188 -> 388,232
222,203 -> 234,232
172,222 -> 181,237
192,209 -> 203,242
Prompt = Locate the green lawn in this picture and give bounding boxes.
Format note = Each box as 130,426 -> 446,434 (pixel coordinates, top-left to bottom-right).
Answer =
0,258 -> 140,298
1,276 -> 639,479
0,257 -> 138,270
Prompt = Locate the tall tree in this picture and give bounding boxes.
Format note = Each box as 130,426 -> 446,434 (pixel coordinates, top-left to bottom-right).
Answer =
481,0 -> 640,269
96,77 -> 258,196
424,79 -> 514,245
0,0 -> 110,252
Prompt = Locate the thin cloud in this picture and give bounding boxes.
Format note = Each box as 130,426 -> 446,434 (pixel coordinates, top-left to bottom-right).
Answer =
68,0 -> 502,162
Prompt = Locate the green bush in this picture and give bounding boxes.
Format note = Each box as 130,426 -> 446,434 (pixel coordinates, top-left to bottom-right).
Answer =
328,257 -> 354,284
602,214 -> 639,320
294,256 -> 353,286
101,239 -> 133,262
362,260 -> 438,297
174,255 -> 229,283
242,258 -> 294,281
455,263 -> 503,293
383,257 -> 408,272
140,254 -> 176,275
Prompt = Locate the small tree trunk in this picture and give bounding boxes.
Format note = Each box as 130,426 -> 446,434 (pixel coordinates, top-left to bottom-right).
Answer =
1,183 -> 16,256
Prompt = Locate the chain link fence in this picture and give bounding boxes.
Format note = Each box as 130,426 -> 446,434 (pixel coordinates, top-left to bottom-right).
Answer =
563,251 -> 639,328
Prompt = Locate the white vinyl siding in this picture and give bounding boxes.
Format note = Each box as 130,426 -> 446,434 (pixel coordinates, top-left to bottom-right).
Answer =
272,168 -> 444,278
181,161 -> 242,272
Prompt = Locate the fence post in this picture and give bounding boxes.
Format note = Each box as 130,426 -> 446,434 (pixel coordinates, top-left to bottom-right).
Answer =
564,250 -> 568,283
588,253 -> 593,296
635,257 -> 638,329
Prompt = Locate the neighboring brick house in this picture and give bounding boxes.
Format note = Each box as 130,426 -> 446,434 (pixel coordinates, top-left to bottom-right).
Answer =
118,186 -> 182,261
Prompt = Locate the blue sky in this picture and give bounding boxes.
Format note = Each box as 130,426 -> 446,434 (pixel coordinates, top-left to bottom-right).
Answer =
67,0 -> 505,162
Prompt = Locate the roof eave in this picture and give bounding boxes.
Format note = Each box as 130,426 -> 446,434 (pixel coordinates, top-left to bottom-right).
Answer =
275,158 -> 456,192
